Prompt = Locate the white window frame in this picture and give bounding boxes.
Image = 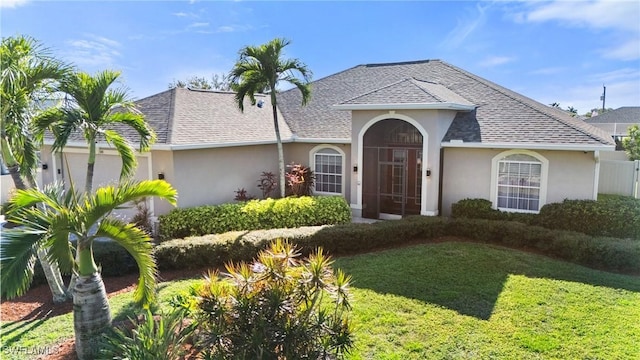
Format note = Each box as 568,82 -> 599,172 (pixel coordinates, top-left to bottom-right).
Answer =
490,150 -> 549,213
309,144 -> 345,196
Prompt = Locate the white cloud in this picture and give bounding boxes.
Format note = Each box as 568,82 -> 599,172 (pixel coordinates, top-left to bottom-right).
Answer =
530,66 -> 565,75
601,38 -> 640,61
0,0 -> 28,8
479,56 -> 515,67
63,34 -> 122,68
514,0 -> 640,61
442,3 -> 492,49
188,22 -> 209,28
524,1 -> 639,32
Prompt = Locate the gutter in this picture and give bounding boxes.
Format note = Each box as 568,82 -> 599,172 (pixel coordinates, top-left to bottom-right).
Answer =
441,140 -> 616,152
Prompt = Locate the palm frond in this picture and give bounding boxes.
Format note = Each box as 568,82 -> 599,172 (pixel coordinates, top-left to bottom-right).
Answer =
95,218 -> 157,307
109,112 -> 156,151
103,129 -> 137,180
83,180 -> 177,228
0,228 -> 43,299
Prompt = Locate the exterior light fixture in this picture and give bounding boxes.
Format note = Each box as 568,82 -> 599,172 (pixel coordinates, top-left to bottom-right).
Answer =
257,100 -> 264,108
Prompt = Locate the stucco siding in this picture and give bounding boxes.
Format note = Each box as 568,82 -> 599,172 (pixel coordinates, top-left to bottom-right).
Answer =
441,148 -> 493,216
441,148 -> 598,216
171,145 -> 278,209
151,150 -> 175,216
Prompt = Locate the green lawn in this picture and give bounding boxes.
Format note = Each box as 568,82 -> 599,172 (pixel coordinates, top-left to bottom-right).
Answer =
2,242 -> 639,359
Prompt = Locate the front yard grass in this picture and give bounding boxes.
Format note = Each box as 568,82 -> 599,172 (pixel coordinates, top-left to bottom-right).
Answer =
1,241 -> 639,359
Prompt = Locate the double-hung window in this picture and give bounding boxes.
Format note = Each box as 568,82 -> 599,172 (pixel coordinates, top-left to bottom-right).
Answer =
313,147 -> 343,195
493,152 -> 547,213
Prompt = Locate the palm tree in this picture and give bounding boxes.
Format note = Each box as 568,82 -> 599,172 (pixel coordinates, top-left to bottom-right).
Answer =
1,179 -> 177,360
1,35 -> 71,303
229,38 -> 312,197
35,69 -> 156,194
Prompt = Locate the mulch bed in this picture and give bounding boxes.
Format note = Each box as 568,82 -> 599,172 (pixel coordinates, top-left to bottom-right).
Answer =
1,267 -> 209,360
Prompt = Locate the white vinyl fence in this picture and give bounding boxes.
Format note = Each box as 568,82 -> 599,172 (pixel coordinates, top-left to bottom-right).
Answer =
598,159 -> 640,199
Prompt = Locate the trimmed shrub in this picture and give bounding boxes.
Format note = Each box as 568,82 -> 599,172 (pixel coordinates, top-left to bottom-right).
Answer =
537,195 -> 640,239
153,216 -> 640,274
451,198 -> 537,224
451,196 -> 640,240
158,196 -> 351,241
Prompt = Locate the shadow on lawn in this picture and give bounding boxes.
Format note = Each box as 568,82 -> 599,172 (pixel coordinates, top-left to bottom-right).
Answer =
335,241 -> 640,320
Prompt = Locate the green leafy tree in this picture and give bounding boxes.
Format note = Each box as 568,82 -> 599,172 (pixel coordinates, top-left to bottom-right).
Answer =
35,69 -> 156,194
168,73 -> 232,91
230,38 -> 312,197
1,180 -> 177,360
622,124 -> 640,160
0,35 -> 71,303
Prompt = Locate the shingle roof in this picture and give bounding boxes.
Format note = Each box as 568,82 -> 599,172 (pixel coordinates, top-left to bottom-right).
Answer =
136,88 -> 291,146
339,78 -> 474,106
278,59 -> 614,147
584,107 -> 639,125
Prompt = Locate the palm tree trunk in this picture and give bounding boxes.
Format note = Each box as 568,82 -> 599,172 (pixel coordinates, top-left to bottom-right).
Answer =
85,141 -> 96,194
7,163 -> 69,303
271,98 -> 286,198
73,272 -> 111,360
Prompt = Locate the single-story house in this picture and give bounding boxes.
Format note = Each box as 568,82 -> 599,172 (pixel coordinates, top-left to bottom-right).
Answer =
38,59 -> 615,219
584,106 -> 639,151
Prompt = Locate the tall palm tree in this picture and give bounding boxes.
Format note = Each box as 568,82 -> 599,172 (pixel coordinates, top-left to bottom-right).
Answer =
1,35 -> 71,303
230,38 -> 312,197
1,179 -> 177,360
35,69 -> 156,194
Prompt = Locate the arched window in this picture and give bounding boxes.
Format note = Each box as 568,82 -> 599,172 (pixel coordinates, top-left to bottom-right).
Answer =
310,146 -> 344,195
491,151 -> 548,213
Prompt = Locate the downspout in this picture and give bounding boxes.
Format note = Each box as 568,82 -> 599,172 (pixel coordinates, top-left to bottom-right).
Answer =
593,151 -> 600,200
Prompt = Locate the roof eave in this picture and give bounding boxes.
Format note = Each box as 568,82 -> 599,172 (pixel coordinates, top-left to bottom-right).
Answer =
442,141 -> 616,152
331,103 -> 476,111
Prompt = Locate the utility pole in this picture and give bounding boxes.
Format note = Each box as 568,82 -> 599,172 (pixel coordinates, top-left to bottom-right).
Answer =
600,85 -> 606,112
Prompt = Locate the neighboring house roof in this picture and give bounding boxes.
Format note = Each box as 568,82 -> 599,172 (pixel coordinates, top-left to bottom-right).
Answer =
278,59 -> 614,148
134,87 -> 291,149
583,107 -> 640,136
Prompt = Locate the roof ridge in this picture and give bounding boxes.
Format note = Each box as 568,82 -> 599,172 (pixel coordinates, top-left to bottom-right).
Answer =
437,61 -> 613,145
409,78 -> 449,103
166,88 -> 178,144
339,78 -> 413,104
362,59 -> 437,67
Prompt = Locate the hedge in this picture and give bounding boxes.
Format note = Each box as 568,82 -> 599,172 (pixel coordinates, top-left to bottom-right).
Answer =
153,216 -> 640,275
158,196 -> 351,241
451,195 -> 640,240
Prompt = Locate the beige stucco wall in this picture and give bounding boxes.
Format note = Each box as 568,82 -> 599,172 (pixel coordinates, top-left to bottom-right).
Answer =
600,150 -> 630,161
441,147 -> 598,216
171,144 -> 279,209
349,109 -> 459,216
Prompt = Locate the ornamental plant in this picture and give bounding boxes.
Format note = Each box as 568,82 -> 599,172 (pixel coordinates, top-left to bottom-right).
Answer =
286,163 -> 315,196
185,239 -> 354,359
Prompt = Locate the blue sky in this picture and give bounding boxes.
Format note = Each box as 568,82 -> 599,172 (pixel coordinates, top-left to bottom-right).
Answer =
2,0 -> 639,115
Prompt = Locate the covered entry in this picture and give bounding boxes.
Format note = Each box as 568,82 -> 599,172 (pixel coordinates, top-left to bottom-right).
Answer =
362,119 -> 424,219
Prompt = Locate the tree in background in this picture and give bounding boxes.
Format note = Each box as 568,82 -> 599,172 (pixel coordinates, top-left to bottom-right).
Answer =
0,35 -> 70,303
622,124 -> 640,160
35,70 -> 156,194
1,180 -> 177,359
168,73 -> 232,91
230,38 -> 312,197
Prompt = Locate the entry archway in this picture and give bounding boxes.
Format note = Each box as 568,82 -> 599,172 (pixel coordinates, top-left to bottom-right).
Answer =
361,118 -> 425,219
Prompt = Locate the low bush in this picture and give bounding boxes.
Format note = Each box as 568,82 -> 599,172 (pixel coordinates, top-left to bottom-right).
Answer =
153,216 -> 640,274
451,196 -> 640,240
537,195 -> 640,239
158,196 -> 351,241
451,198 -> 537,224
180,240 -> 353,359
